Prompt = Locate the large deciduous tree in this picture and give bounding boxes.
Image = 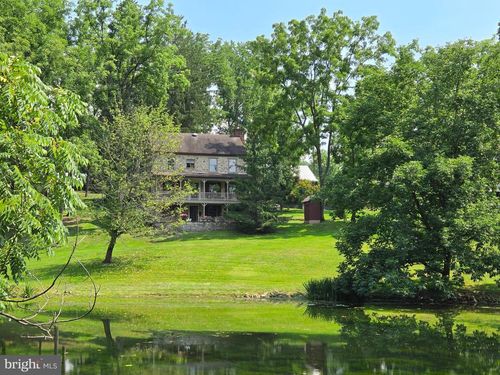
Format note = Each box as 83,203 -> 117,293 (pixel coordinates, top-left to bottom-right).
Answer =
0,55 -> 85,281
334,40 -> 499,299
254,9 -> 394,187
94,108 -> 185,264
167,30 -> 218,132
0,0 -> 71,85
67,0 -> 189,205
68,0 -> 188,120
228,125 -> 296,234
211,41 -> 255,133
220,44 -> 299,233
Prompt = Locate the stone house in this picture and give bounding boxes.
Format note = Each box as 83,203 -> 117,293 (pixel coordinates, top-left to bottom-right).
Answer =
155,132 -> 246,223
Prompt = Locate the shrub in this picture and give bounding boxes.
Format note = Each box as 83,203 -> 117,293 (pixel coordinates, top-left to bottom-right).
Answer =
227,204 -> 282,234
304,276 -> 363,303
304,278 -> 338,301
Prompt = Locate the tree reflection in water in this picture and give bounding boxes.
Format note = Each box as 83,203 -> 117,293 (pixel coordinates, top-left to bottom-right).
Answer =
0,307 -> 498,374
305,306 -> 499,375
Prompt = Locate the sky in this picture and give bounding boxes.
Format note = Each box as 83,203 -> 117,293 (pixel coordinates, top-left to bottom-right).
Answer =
165,0 -> 499,47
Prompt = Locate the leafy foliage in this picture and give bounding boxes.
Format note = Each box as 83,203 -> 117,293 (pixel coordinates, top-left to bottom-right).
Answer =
167,31 -> 218,132
93,107 -> 186,263
213,42 -> 298,233
0,0 -> 71,85
227,134 -> 293,234
288,179 -> 320,205
0,55 -> 85,281
68,0 -> 188,119
252,9 -> 394,187
332,40 -> 500,299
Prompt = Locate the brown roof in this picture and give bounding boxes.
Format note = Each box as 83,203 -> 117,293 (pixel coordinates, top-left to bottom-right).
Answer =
178,133 -> 245,156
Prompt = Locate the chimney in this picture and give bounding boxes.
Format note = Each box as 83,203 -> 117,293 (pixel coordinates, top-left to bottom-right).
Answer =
231,128 -> 245,143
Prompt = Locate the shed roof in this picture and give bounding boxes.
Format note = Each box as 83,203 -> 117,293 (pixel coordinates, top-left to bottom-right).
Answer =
178,133 -> 245,156
302,196 -> 322,203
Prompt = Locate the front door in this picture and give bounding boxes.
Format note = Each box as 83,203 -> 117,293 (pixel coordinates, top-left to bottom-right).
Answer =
189,205 -> 198,222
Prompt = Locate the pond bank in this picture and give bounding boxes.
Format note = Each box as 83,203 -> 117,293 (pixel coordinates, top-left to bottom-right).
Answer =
236,287 -> 500,307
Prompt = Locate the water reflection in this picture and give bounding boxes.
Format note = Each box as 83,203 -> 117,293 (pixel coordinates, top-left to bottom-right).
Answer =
0,307 -> 498,374
305,306 -> 499,375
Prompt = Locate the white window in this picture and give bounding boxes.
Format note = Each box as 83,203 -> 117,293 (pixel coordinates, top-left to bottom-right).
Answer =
228,158 -> 237,173
209,158 -> 218,172
186,159 -> 195,169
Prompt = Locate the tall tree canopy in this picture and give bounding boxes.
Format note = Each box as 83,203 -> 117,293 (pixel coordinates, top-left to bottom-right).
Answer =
0,0 -> 71,85
210,41 -> 255,133
221,43 -> 300,232
68,0 -> 188,119
66,0 -> 191,208
253,9 -> 394,187
167,30 -> 218,132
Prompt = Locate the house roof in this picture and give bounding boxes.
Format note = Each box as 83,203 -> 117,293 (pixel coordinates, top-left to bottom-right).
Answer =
297,165 -> 318,182
178,133 -> 245,156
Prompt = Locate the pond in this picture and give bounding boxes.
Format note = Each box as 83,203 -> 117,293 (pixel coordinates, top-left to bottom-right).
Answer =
1,299 -> 498,374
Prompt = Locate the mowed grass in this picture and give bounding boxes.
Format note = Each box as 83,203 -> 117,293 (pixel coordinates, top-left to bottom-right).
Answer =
26,208 -> 344,299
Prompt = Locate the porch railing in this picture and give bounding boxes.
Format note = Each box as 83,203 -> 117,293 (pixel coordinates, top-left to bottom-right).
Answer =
186,192 -> 238,201
159,191 -> 238,202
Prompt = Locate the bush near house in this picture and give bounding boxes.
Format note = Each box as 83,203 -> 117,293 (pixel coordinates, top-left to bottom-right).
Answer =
287,179 -> 320,206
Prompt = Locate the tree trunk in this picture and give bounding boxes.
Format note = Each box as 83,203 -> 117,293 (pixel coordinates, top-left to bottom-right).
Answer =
85,169 -> 91,197
53,325 -> 59,355
102,319 -> 118,358
350,210 -> 357,223
103,232 -> 118,264
441,251 -> 451,280
102,319 -> 114,342
315,144 -> 323,187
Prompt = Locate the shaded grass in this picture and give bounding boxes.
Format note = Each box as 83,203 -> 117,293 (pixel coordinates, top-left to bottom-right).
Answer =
26,209 -> 344,299
24,204 -> 497,301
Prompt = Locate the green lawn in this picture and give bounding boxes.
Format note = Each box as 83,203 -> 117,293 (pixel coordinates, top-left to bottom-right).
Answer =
8,205 -> 499,344
26,208 -> 344,299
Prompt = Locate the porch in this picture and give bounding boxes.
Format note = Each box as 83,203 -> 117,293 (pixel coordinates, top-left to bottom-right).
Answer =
182,179 -> 238,203
184,203 -> 230,223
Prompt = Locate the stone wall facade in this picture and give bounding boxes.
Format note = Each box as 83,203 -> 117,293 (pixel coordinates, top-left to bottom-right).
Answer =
173,154 -> 245,175
180,221 -> 235,232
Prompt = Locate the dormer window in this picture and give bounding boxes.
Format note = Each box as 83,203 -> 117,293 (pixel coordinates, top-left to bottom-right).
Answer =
186,159 -> 195,169
209,158 -> 218,172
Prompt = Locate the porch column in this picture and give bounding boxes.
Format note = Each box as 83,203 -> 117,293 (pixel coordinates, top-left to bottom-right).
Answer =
198,181 -> 202,198
202,179 -> 206,199
225,181 -> 229,199
202,203 -> 206,217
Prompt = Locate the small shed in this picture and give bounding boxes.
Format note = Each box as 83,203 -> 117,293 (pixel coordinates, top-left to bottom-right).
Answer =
302,196 -> 322,224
